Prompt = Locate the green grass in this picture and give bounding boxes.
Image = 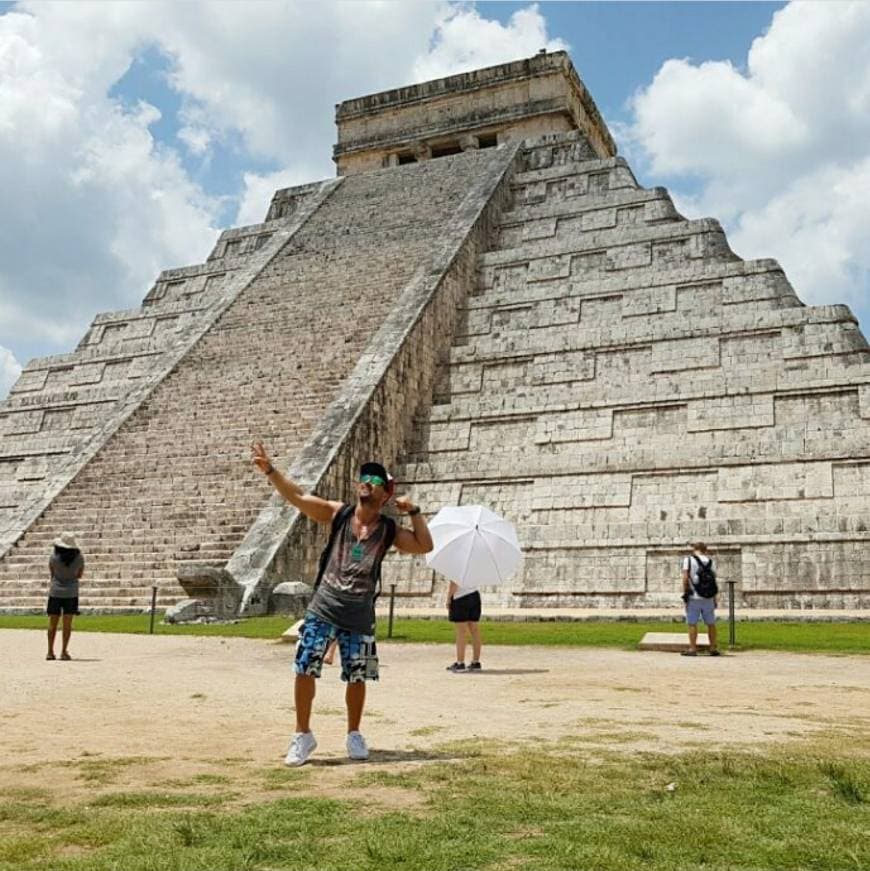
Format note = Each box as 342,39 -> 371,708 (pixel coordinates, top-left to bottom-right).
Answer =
0,613 -> 294,638
0,614 -> 868,653
1,747 -> 868,870
386,618 -> 870,653
89,792 -> 230,809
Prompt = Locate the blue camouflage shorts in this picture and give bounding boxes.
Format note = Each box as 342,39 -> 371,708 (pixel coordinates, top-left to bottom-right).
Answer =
294,613 -> 379,683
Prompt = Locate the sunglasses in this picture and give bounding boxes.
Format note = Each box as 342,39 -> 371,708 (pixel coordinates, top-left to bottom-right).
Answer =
359,474 -> 386,487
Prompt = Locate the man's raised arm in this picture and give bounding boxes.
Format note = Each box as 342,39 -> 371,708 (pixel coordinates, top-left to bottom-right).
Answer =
392,495 -> 434,555
251,442 -> 342,525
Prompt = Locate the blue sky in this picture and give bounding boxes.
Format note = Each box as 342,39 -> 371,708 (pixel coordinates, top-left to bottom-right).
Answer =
1,1 -> 868,396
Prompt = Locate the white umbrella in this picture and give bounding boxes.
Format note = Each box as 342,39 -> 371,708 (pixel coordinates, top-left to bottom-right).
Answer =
425,504 -> 522,587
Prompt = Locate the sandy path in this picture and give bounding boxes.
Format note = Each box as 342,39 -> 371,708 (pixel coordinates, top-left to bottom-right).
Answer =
2,629 -> 869,802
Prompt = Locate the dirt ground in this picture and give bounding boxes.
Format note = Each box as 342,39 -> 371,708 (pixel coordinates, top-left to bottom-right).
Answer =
2,629 -> 869,804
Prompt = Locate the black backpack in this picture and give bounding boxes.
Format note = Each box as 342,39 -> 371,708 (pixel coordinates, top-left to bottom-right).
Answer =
312,504 -> 397,604
689,554 -> 718,598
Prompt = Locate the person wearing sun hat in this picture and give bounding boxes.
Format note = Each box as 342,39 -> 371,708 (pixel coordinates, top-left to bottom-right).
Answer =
46,532 -> 84,661
251,443 -> 433,767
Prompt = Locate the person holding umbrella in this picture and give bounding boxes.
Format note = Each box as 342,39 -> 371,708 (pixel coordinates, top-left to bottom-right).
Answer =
252,443 -> 433,767
426,504 -> 523,674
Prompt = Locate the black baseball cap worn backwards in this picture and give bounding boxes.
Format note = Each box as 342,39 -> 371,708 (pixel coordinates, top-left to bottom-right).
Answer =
360,461 -> 388,481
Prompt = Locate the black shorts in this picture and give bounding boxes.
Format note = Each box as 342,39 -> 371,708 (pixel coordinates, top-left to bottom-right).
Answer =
449,591 -> 481,623
47,596 -> 79,616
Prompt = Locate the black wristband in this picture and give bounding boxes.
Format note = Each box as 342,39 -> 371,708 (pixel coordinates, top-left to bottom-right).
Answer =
407,506 -> 421,516
264,464 -> 275,476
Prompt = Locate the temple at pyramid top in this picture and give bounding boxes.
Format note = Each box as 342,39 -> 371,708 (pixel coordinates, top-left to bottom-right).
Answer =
333,50 -> 617,175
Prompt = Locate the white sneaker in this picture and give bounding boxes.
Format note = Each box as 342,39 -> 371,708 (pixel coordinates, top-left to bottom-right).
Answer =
284,731 -> 317,767
346,730 -> 369,761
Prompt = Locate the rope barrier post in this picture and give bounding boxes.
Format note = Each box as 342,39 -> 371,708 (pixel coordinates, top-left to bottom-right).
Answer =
149,586 -> 158,635
726,580 -> 736,649
388,584 -> 397,639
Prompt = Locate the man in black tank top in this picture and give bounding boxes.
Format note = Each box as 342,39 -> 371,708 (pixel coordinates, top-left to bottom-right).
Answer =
253,443 -> 433,767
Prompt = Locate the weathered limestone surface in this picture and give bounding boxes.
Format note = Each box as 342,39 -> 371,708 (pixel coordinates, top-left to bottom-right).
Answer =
0,148 -> 513,612
1,51 -> 867,614
0,180 -> 335,554
223,144 -> 517,614
382,134 -> 870,610
335,51 -> 615,175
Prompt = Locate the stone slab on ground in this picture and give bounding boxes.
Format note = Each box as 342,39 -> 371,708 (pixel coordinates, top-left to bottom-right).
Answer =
638,631 -> 709,652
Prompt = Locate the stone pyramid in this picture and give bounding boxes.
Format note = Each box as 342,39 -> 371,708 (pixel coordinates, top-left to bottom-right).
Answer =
1,52 -> 868,614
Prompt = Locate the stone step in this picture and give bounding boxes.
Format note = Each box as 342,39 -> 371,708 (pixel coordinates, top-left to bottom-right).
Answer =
496,187 -> 679,234
475,256 -> 790,305
448,304 -> 862,366
454,294 -> 843,348
0,554 -> 231,570
0,558 -> 229,575
0,590 -> 181,602
479,217 -> 734,272
12,533 -> 246,547
18,515 -> 256,527
13,339 -> 172,375
426,366 -> 870,431
510,155 -> 634,188
0,597 -> 185,610
399,431 -> 870,480
465,267 -> 803,335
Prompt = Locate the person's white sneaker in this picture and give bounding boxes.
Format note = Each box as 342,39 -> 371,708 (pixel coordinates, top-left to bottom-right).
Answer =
346,730 -> 369,761
284,731 -> 317,767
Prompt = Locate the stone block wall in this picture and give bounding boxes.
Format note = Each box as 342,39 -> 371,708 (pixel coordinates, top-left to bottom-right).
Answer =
383,133 -> 870,609
335,52 -> 615,174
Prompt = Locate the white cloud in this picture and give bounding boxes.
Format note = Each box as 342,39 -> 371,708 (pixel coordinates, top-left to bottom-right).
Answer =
0,3 -> 219,368
0,346 -> 22,398
413,4 -> 568,82
629,57 -> 807,180
730,157 -> 870,314
177,124 -> 211,156
0,1 -> 566,374
625,1 -> 870,326
151,1 -> 445,165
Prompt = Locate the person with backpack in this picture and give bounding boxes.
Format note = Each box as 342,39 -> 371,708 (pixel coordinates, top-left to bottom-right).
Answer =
252,443 -> 433,766
680,541 -> 721,657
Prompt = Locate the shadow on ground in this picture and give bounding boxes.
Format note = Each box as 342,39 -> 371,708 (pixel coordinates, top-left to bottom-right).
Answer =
311,748 -> 462,766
